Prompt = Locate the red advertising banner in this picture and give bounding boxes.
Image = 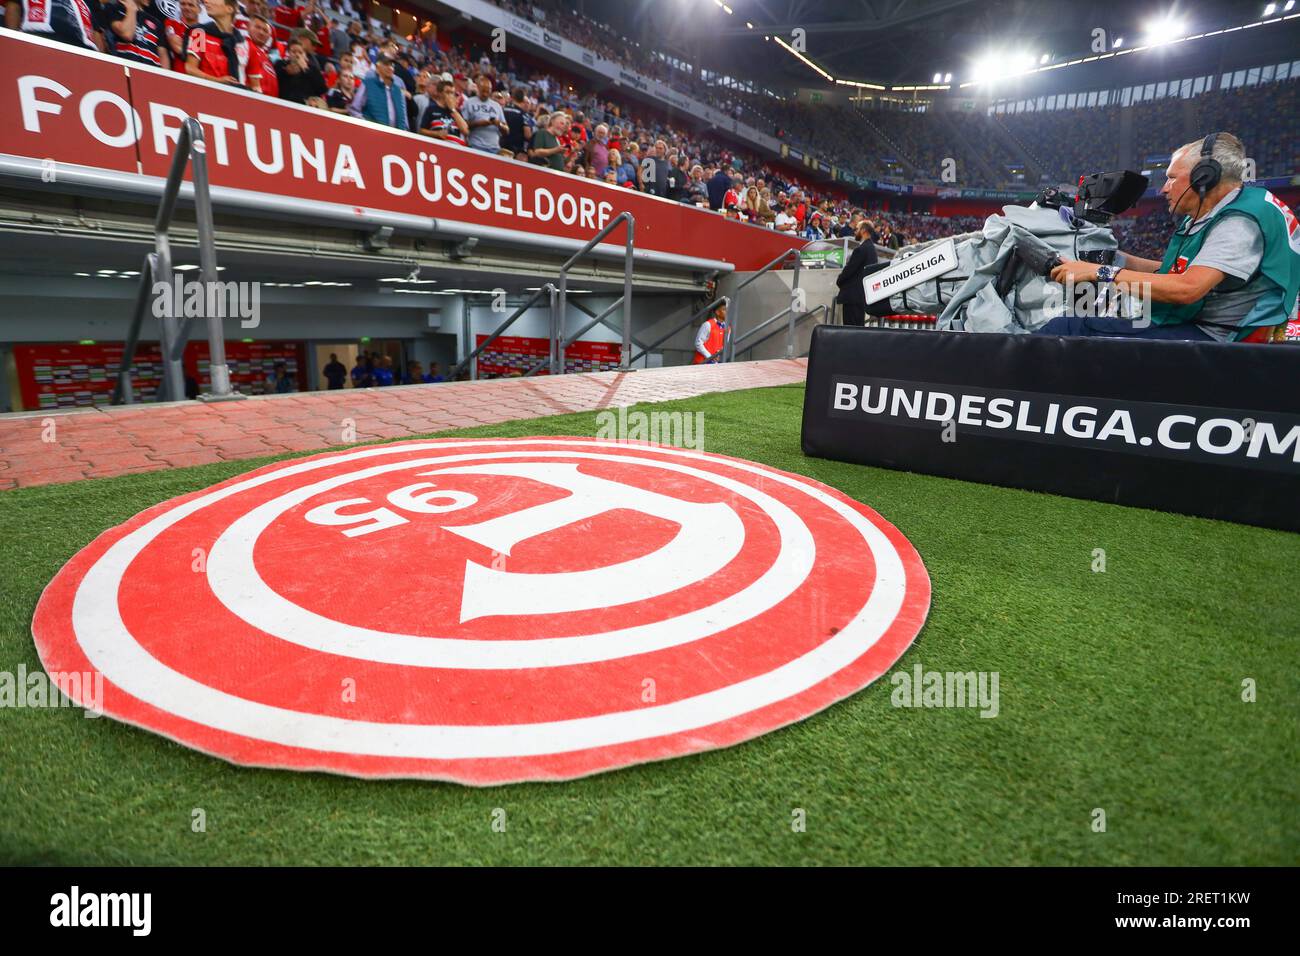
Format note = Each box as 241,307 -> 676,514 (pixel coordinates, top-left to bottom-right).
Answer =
192,340 -> 306,394
2,31 -> 805,271
14,343 -> 166,411
13,340 -> 307,411
475,334 -> 620,377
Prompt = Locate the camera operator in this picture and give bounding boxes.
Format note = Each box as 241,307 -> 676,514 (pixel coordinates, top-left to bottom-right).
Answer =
834,219 -> 880,327
1039,133 -> 1300,341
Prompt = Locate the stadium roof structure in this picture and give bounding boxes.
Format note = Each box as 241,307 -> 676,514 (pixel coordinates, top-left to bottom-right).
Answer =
582,0 -> 1299,92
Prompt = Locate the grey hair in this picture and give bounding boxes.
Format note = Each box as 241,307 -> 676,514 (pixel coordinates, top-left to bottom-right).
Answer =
1172,132 -> 1248,182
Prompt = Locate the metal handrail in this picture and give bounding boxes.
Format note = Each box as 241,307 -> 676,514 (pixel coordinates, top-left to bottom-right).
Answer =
113,117 -> 230,405
520,291 -> 626,377
554,212 -> 635,372
735,305 -> 828,361
726,246 -> 804,362
115,252 -> 160,405
628,295 -> 730,366
569,298 -> 653,355
449,283 -> 556,381
732,307 -> 795,351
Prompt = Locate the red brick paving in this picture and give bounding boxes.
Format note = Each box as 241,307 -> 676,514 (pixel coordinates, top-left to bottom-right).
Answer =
0,359 -> 807,490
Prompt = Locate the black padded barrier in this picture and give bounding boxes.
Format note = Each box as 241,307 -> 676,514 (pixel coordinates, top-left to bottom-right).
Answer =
800,325 -> 1300,533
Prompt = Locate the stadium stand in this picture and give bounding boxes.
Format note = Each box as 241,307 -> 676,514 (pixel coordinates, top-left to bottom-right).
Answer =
6,0 -> 1296,208
1110,207 -> 1178,262
994,78 -> 1300,188
469,0 -> 1300,191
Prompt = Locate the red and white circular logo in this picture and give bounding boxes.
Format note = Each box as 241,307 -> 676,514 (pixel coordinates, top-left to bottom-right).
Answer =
33,438 -> 930,785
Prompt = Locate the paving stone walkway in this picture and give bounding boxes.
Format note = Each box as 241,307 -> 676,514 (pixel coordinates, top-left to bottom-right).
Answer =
0,359 -> 808,489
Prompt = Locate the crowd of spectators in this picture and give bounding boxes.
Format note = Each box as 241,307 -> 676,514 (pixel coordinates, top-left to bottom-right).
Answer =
482,0 -> 1300,192
998,79 -> 1299,188
997,102 -> 1125,185
488,0 -> 776,128
2,0 -> 1123,251
2,0 -> 1000,239
1110,207 -> 1176,261
1192,77 -> 1300,181
8,0 -> 1293,249
5,0 -> 877,217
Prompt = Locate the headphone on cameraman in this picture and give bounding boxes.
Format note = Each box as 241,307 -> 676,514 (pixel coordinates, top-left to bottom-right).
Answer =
1171,132 -> 1225,253
1188,132 -> 1223,199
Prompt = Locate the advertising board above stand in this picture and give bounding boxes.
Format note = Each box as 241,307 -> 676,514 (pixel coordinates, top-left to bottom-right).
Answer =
1,31 -> 805,274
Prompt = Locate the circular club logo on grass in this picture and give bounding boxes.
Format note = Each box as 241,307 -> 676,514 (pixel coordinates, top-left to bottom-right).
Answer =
33,438 -> 929,785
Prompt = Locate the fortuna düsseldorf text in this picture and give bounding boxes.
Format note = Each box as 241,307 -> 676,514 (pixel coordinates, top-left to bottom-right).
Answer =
16,77 -> 616,231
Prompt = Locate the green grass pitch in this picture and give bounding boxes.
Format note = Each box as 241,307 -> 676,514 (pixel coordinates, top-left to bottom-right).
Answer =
1,382 -> 1296,865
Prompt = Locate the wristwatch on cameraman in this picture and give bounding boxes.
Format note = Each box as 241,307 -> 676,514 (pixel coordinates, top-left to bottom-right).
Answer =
1096,264 -> 1118,283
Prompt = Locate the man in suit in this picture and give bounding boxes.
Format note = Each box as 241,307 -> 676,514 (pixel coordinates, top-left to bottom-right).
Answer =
835,220 -> 880,327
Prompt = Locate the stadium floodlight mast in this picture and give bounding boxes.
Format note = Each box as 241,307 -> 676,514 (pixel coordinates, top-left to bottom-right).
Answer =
971,52 -> 1037,85
1143,15 -> 1187,46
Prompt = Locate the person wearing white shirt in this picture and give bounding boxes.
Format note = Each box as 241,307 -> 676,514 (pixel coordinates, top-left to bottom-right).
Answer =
350,40 -> 371,80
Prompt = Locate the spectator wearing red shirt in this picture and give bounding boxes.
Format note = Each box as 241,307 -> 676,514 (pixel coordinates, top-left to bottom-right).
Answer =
246,14 -> 281,98
723,178 -> 742,214
556,116 -> 580,172
162,0 -> 202,73
299,0 -> 329,58
790,191 -> 808,229
269,0 -> 299,43
570,111 -> 589,145
187,0 -> 259,90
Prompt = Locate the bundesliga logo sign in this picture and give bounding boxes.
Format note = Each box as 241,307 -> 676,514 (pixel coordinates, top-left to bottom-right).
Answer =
864,238 -> 958,305
33,438 -> 929,785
